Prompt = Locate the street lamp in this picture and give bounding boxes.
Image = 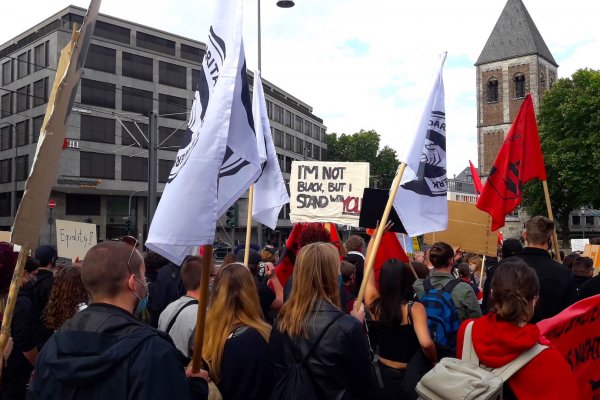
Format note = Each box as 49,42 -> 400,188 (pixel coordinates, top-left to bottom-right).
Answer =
580,207 -> 585,239
276,0 -> 295,7
0,122 -> 18,218
257,0 -> 296,71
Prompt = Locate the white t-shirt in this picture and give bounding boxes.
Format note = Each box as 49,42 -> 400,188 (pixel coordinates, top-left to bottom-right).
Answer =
158,295 -> 198,358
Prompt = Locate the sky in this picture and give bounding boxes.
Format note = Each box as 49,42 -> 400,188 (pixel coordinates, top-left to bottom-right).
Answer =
2,0 -> 598,177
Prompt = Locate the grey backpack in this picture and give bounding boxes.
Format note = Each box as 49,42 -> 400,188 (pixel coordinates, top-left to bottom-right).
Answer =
416,321 -> 547,400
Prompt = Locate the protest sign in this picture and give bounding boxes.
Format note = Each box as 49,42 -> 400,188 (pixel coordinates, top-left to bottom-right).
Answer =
538,295 -> 600,400
583,244 -> 600,274
0,232 -> 10,243
571,238 -> 589,252
55,220 -> 97,260
424,200 -> 498,256
289,161 -> 369,226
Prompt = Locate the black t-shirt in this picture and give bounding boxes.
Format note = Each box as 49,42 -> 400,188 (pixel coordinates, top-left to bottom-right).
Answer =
256,281 -> 275,320
579,275 -> 600,300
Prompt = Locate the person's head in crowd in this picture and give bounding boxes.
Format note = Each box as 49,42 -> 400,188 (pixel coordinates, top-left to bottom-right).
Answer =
501,238 -> 523,259
222,252 -> 236,266
278,242 -> 340,336
261,245 -> 277,263
340,260 -> 356,289
467,255 -> 483,274
299,224 -> 331,248
81,241 -> 147,315
423,246 -> 433,268
413,251 -> 425,263
572,257 -> 594,278
562,252 -> 581,270
458,263 -> 472,280
43,267 -> 88,330
428,242 -> 454,271
590,237 -> 600,245
21,256 -> 40,287
372,259 -> 415,326
35,244 -> 58,272
346,235 -> 366,255
203,262 -> 270,382
523,216 -> 554,249
236,249 -> 262,277
144,251 -> 169,274
411,261 -> 429,279
180,256 -> 203,294
489,260 -> 539,325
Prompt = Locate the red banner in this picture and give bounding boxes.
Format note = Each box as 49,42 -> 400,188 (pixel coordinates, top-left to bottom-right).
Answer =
538,295 -> 600,400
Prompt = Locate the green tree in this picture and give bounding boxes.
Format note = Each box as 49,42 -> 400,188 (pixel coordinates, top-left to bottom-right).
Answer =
373,146 -> 400,188
521,69 -> 600,241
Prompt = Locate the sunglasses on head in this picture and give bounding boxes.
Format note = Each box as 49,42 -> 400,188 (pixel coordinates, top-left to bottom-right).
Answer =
111,236 -> 139,273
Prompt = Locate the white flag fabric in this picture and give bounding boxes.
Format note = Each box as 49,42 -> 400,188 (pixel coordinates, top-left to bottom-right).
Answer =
251,70 -> 289,229
146,0 -> 261,265
393,54 -> 447,236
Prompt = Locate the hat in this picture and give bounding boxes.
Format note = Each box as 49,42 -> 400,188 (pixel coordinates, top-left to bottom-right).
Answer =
236,249 -> 262,266
35,245 -> 58,266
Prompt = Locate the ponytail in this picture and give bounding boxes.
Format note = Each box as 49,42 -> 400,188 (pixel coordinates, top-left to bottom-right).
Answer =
490,260 -> 539,324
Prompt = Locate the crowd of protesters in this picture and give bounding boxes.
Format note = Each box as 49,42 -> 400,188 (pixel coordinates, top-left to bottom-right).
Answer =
0,214 -> 594,399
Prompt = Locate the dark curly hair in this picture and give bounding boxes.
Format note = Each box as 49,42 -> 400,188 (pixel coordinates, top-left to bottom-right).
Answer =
43,267 -> 88,330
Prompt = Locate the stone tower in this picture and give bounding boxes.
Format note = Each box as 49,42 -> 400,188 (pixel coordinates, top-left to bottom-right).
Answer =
476,0 -> 558,176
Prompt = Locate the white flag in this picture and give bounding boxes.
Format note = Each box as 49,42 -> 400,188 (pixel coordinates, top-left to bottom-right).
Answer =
393,54 -> 447,236
251,70 -> 289,229
146,0 -> 261,265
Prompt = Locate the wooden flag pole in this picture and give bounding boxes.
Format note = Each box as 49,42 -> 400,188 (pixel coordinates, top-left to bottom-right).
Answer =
479,255 -> 486,290
0,246 -> 29,378
542,180 -> 561,262
191,245 -> 213,373
356,162 -> 407,306
408,261 -> 419,280
243,186 -> 255,265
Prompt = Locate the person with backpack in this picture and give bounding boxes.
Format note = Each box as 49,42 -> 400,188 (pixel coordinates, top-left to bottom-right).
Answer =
148,253 -> 186,328
413,242 -> 481,357
203,262 -> 273,400
270,242 -> 372,400
365,259 -> 437,400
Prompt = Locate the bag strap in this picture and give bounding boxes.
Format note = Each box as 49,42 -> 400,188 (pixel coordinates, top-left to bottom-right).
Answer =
493,343 -> 548,382
407,301 -> 414,325
166,299 -> 198,334
461,321 -> 479,365
301,313 -> 344,363
423,278 -> 433,292
442,279 -> 460,294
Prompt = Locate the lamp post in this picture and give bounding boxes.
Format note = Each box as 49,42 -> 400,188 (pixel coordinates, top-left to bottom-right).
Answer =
580,207 -> 585,239
128,190 -> 147,235
0,122 -> 18,219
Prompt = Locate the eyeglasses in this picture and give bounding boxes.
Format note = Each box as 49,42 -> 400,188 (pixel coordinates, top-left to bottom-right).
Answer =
111,235 -> 139,273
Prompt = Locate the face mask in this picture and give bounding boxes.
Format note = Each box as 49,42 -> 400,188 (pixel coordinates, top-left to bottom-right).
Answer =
132,275 -> 149,316
338,274 -> 343,288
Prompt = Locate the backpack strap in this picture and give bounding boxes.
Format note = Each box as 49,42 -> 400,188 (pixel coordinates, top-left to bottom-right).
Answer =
423,278 -> 433,292
166,299 -> 198,334
441,278 -> 461,294
493,343 -> 548,382
461,321 -> 480,365
301,313 -> 344,363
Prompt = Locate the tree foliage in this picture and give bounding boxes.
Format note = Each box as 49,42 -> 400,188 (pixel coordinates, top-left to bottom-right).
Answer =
521,69 -> 600,239
325,129 -> 400,188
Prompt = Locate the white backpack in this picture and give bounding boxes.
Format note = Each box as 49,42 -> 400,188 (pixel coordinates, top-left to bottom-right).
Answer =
416,321 -> 547,400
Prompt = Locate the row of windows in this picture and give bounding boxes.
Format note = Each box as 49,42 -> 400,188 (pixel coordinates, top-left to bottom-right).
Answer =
79,151 -> 173,182
485,72 -> 555,103
0,78 -> 48,118
271,128 -> 326,160
1,41 -> 49,86
0,117 -> 43,150
266,99 -> 325,141
572,215 -> 596,227
0,155 -> 29,183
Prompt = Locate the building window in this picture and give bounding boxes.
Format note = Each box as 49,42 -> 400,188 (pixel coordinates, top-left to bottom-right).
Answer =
586,216 -> 594,226
80,151 -> 115,179
487,78 -> 499,103
81,115 -> 115,143
273,128 -> 283,147
572,215 -> 581,226
303,120 -> 311,136
122,52 -> 153,82
2,61 -> 12,85
33,78 -> 48,107
539,72 -> 546,89
159,159 -> 174,183
32,115 -> 43,143
16,85 -> 30,112
285,157 -> 292,173
284,110 -> 292,128
122,121 -> 148,148
136,32 -> 176,56
192,69 -> 200,91
294,137 -> 303,153
294,115 -> 303,132
284,133 -> 293,151
17,51 -> 30,79
265,100 -> 273,119
16,120 -> 28,146
85,44 -> 116,73
15,155 -> 28,181
1,126 -> 11,150
0,160 -> 11,183
121,156 -> 148,181
549,78 -> 554,88
81,79 -> 115,108
34,41 -> 49,72
66,194 -> 101,215
94,21 -> 130,44
159,94 -> 187,120
1,93 -> 12,118
514,73 -> 526,99
159,126 -> 183,150
0,193 -> 10,217
122,86 -> 153,114
273,104 -> 283,123
181,44 -> 204,63
159,61 -> 186,89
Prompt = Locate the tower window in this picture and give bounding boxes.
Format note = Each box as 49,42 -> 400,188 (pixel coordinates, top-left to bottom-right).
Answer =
514,73 -> 526,98
487,78 -> 499,103
539,72 -> 546,88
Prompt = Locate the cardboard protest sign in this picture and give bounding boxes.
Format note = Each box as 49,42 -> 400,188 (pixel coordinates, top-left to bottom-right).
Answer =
289,161 -> 369,226
423,200 -> 498,257
0,232 -> 10,243
55,220 -> 97,260
538,295 -> 600,400
571,238 -> 589,252
583,244 -> 600,274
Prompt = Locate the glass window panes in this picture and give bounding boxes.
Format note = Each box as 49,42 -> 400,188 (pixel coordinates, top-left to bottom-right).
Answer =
586,216 -> 594,226
285,133 -> 293,151
159,159 -> 174,183
34,42 -> 49,72
0,126 -> 11,150
122,86 -> 153,114
159,61 -> 186,89
15,155 -> 28,181
32,115 -> 43,143
80,151 -> 115,179
66,194 -> 101,215
294,115 -> 303,132
16,85 -> 29,112
159,94 -> 187,120
181,44 -> 204,63
121,156 -> 148,181
1,93 -> 12,118
17,51 -> 29,79
284,110 -> 292,127
0,160 -> 11,183
0,192 -> 10,216
122,52 -> 153,81
136,32 -> 175,56
94,21 -> 130,44
159,126 -> 184,150
33,78 -> 48,107
81,115 -> 115,144
191,69 -> 200,91
81,79 -> 115,108
273,129 -> 283,147
121,121 -> 148,148
85,44 -> 116,73
572,216 -> 581,226
294,137 -> 303,153
16,120 -> 28,146
2,61 -> 12,85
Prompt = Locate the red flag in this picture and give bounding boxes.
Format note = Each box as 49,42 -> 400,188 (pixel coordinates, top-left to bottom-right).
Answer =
366,229 -> 410,288
476,94 -> 546,231
469,160 -> 483,194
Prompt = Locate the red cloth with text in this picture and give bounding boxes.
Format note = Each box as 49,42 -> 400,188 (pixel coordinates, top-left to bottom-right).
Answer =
469,160 -> 483,195
365,229 -> 410,287
476,94 -> 546,231
537,295 -> 600,400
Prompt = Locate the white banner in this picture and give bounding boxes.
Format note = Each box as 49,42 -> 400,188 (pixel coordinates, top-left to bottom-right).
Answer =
289,161 -> 369,226
571,238 -> 589,252
55,220 -> 97,260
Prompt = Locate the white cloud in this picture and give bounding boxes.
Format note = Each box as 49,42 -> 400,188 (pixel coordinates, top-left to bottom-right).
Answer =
2,0 -> 598,177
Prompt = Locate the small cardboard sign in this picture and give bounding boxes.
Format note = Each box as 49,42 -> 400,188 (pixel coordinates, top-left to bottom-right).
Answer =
583,244 -> 600,275
55,219 -> 97,260
570,238 -> 589,252
0,231 -> 10,243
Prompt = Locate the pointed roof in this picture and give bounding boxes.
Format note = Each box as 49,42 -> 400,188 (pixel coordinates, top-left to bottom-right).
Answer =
476,0 -> 558,67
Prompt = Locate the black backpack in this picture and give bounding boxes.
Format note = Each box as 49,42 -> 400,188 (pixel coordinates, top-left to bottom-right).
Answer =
270,314 -> 343,400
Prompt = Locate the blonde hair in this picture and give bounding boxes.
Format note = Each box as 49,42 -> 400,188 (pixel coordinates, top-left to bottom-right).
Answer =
277,242 -> 340,337
468,255 -> 484,276
202,263 -> 271,382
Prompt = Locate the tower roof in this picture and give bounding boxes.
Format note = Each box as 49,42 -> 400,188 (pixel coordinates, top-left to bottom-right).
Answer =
476,0 -> 558,67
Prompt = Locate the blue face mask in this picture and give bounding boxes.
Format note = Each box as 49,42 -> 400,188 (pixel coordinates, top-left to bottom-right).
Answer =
132,275 -> 149,316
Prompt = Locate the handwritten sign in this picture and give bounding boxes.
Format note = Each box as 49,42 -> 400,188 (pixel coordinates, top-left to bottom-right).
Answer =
584,245 -> 600,275
289,161 -> 369,226
55,219 -> 97,260
571,238 -> 589,252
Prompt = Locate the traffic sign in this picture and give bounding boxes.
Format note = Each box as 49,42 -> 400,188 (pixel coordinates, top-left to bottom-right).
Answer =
48,200 -> 56,209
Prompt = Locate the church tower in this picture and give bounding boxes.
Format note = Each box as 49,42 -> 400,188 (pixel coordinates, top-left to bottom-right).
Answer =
476,0 -> 558,176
